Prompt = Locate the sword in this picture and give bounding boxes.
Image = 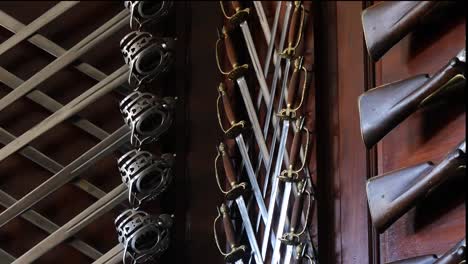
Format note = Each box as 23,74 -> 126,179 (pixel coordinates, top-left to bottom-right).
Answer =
272,117 -> 310,264
0,1 -> 79,55
216,26 -> 270,166
220,2 -> 271,110
294,242 -> 316,264
214,203 -> 248,264
0,125 -> 130,228
0,65 -> 128,164
92,244 -> 123,264
215,143 -> 263,264
0,9 -> 129,113
0,9 -> 131,95
0,190 -> 102,260
280,180 -> 312,264
216,83 -> 268,224
11,184 -> 128,264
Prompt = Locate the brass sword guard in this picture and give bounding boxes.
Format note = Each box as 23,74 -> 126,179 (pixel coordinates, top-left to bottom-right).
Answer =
216,83 -> 247,139
280,179 -> 312,246
215,26 -> 249,80
219,1 -> 250,26
280,1 -> 306,59
278,117 -> 310,182
214,143 -> 248,200
295,242 -> 316,264
277,56 -> 308,121
213,204 -> 247,263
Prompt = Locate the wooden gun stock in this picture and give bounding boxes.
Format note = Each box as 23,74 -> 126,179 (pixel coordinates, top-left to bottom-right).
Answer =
359,50 -> 465,148
367,140 -> 466,232
362,1 -> 442,61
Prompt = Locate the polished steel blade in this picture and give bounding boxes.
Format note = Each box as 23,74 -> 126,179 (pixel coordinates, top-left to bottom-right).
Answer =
0,190 -> 102,260
92,244 -> 123,264
0,66 -> 128,163
271,182 -> 293,264
12,184 -> 127,264
261,1 -> 282,77
236,198 -> 263,264
236,77 -> 269,165
0,10 -> 130,95
260,120 -> 290,257
236,135 -> 268,223
0,126 -> 130,228
284,245 -> 294,264
0,9 -> 129,112
0,1 -> 79,55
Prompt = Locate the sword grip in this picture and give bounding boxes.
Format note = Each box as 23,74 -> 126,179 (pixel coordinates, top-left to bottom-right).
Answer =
231,1 -> 241,10
219,84 -> 237,125
221,144 -> 238,186
220,203 -> 237,248
290,191 -> 305,232
289,127 -> 303,170
223,27 -> 239,68
288,3 -> 301,48
287,66 -> 300,107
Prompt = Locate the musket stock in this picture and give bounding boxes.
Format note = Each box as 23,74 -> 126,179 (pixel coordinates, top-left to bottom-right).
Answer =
359,49 -> 466,148
367,140 -> 466,233
362,1 -> 443,61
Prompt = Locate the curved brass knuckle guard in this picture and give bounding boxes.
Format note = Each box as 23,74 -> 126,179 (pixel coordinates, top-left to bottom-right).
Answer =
279,117 -> 311,182
219,1 -> 250,25
295,243 -> 316,264
280,179 -> 312,246
278,56 -> 308,120
216,83 -> 246,138
214,143 -> 247,200
215,27 -> 249,80
213,205 -> 247,263
115,209 -> 173,264
281,1 -> 306,59
125,1 -> 173,30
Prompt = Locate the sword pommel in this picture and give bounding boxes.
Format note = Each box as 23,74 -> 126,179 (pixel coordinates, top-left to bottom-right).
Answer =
214,204 -> 247,263
217,83 -> 246,138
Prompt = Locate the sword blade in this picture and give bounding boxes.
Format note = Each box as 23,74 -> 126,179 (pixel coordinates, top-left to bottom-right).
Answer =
0,9 -> 129,113
92,244 -> 123,264
0,65 -> 128,163
0,9 -> 131,95
284,245 -> 294,264
261,121 -> 290,257
12,184 -> 127,264
236,198 -> 263,264
0,126 -> 130,228
235,135 -> 268,224
236,77 -> 269,165
0,190 -> 103,260
260,1 -> 282,77
0,1 -> 79,55
271,182 -> 293,264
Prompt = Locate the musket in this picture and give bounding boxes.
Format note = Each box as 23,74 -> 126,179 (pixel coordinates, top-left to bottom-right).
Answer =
216,25 -> 270,166
0,67 -> 109,141
0,9 -> 129,113
92,245 -> 123,264
367,140 -> 466,233
361,1 -> 448,61
387,238 -> 465,264
0,190 -> 102,260
214,203 -> 248,264
261,54 -> 308,258
0,65 -> 128,164
11,184 -> 128,263
0,1 -> 79,55
0,127 -> 105,200
0,125 -> 130,228
0,9 -> 131,95
280,179 -> 312,264
216,83 -> 268,224
359,49 -> 466,148
215,143 -> 263,264
271,117 -> 310,264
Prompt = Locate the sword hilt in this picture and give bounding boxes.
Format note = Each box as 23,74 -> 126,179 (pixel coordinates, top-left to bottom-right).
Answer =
278,56 -> 308,120
219,1 -> 250,25
213,204 -> 247,263
279,117 -> 310,182
295,242 -> 316,264
214,142 -> 248,200
216,83 -> 246,138
215,26 -> 249,80
281,1 -> 305,58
